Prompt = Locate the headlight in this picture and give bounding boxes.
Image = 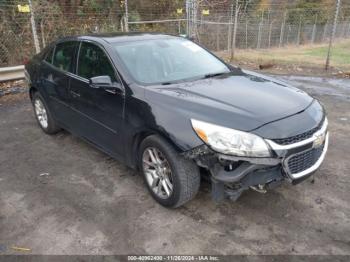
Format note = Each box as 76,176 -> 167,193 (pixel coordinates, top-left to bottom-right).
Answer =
191,119 -> 271,157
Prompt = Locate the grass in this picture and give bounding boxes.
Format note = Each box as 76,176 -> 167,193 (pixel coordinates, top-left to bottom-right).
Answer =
231,39 -> 350,72
303,41 -> 350,66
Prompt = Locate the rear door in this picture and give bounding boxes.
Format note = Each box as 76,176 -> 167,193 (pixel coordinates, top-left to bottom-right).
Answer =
40,41 -> 79,127
68,41 -> 125,158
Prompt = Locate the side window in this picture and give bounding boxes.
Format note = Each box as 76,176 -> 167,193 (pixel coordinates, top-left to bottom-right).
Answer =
53,41 -> 77,73
77,42 -> 117,82
45,46 -> 55,64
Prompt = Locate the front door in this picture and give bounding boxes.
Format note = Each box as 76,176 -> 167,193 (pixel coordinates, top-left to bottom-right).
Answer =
69,41 -> 125,158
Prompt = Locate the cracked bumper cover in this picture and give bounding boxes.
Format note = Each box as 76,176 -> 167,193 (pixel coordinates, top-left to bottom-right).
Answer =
183,119 -> 329,191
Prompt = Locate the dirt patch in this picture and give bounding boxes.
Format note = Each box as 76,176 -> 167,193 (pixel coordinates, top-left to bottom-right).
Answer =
237,60 -> 342,77
0,79 -> 28,105
216,40 -> 350,77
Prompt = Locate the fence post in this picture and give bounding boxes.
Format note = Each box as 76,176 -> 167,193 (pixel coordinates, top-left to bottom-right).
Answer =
257,10 -> 263,49
265,9 -> 270,48
246,19 -> 248,49
268,21 -> 273,48
186,0 -> 196,38
193,0 -> 199,42
257,28 -> 260,49
311,14 -> 318,44
230,0 -> 239,61
40,20 -> 46,48
124,0 -> 129,32
297,15 -> 302,45
186,0 -> 198,40
227,1 -> 234,51
186,0 -> 190,36
325,0 -> 341,70
322,20 -> 328,42
279,11 -> 287,48
186,0 -> 188,36
28,0 -> 40,54
286,25 -> 290,44
216,16 -> 221,51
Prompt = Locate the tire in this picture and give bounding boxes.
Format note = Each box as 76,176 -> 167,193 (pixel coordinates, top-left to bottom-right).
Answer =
32,92 -> 61,134
139,135 -> 200,208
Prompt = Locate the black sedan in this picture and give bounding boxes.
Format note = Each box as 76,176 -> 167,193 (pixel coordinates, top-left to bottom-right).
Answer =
25,33 -> 329,207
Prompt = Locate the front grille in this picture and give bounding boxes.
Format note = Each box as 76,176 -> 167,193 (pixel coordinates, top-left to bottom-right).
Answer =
273,118 -> 324,145
286,144 -> 324,174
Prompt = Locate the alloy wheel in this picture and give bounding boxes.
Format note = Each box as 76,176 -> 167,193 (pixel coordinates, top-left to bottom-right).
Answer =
34,98 -> 48,129
142,147 -> 174,199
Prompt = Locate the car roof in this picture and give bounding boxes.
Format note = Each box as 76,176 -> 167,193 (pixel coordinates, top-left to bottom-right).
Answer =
59,32 -> 178,44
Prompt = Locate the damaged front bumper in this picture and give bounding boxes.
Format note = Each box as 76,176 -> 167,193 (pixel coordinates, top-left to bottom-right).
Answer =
183,119 -> 329,201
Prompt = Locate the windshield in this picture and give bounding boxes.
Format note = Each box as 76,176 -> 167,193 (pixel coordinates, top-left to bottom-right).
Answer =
113,38 -> 230,85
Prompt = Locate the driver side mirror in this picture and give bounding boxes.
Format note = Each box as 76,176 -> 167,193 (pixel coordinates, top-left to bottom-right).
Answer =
89,75 -> 123,94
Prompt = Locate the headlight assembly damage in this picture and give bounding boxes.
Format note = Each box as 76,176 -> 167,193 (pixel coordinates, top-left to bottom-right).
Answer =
186,119 -> 329,202
191,119 -> 271,157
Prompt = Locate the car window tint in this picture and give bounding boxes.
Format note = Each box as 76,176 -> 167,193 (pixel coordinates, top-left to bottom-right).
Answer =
53,41 -> 77,73
77,42 -> 117,82
45,46 -> 55,64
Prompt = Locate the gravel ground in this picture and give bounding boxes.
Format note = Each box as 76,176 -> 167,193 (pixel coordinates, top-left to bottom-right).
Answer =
0,75 -> 349,255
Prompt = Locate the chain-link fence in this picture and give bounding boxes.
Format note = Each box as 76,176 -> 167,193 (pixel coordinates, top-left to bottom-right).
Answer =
187,1 -> 350,50
0,0 -> 124,67
1,0 -> 350,71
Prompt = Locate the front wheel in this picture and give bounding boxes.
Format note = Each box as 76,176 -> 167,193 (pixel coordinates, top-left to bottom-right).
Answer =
139,135 -> 200,208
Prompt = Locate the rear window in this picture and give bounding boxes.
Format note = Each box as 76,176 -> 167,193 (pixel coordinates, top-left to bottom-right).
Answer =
53,41 -> 78,73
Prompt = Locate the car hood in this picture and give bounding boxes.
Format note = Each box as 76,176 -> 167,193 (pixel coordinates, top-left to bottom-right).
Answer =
145,70 -> 313,132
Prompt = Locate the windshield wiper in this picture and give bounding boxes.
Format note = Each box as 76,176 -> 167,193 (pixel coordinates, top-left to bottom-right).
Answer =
160,72 -> 231,85
203,72 -> 230,79
161,82 -> 172,85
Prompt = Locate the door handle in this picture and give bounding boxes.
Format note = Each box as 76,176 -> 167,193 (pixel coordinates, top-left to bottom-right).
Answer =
70,90 -> 81,98
43,74 -> 56,85
47,74 -> 56,84
104,89 -> 117,95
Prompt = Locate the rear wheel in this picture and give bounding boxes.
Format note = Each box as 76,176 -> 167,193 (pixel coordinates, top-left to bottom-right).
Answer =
139,135 -> 200,208
32,92 -> 60,134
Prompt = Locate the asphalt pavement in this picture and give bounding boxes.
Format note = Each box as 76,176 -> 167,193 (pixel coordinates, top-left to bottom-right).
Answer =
0,75 -> 349,255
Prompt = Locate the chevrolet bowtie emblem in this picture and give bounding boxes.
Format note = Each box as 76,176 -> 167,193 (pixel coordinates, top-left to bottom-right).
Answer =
313,132 -> 326,148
